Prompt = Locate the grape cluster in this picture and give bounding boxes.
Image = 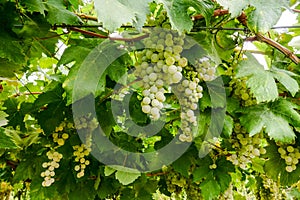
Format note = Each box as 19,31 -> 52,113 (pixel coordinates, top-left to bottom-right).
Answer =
146,6 -> 171,28
134,28 -> 186,120
277,143 -> 300,172
41,151 -> 62,187
228,123 -> 266,169
162,166 -> 185,194
229,77 -> 257,106
74,114 -> 98,131
195,57 -> 217,82
73,144 -> 91,178
185,183 -> 202,199
53,121 -> 73,146
74,114 -> 98,147
173,79 -> 203,142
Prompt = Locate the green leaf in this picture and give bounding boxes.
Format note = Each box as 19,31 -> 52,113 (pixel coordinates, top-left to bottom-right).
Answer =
44,0 -> 82,25
115,170 -> 141,185
270,99 -> 300,128
215,0 -> 248,17
104,166 -> 116,176
200,179 -> 221,200
0,128 -> 18,149
216,0 -> 287,32
157,0 -> 212,33
247,0 -> 288,33
72,41 -> 126,103
270,68 -> 299,96
94,0 -> 151,32
0,111 -> 8,127
0,32 -> 26,64
236,53 -> 278,103
240,105 -> 296,143
172,154 -> 192,178
23,0 -> 46,15
223,115 -> 234,138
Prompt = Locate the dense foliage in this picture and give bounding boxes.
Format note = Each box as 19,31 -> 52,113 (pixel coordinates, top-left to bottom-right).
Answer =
1,0 -> 300,199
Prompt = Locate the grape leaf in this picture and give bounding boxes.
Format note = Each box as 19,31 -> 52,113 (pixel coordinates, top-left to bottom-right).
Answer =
270,68 -> 299,97
239,105 -> 295,143
223,115 -> 234,138
247,0 -> 288,33
0,111 -> 8,127
23,0 -> 46,14
115,170 -> 141,185
104,166 -> 116,176
44,0 -> 82,25
172,154 -> 192,178
71,41 -> 126,104
236,53 -> 278,103
157,0 -> 213,33
200,179 -> 221,200
0,128 -> 18,149
270,99 -> 300,128
0,32 -> 27,64
215,0 -> 248,17
216,0 -> 287,32
94,0 -> 151,32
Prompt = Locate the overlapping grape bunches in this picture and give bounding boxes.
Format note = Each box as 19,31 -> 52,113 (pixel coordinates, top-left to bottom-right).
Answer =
134,27 -> 205,141
41,121 -> 72,187
277,143 -> 300,172
72,114 -> 98,178
228,123 -> 266,169
140,9 -> 218,142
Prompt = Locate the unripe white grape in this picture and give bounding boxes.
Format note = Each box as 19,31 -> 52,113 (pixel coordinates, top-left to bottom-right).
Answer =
185,88 -> 192,96
166,56 -> 175,66
146,67 -> 154,74
186,110 -> 194,118
287,146 -> 294,153
252,148 -> 260,156
189,82 -> 197,90
172,72 -> 182,83
178,57 -> 188,67
151,99 -> 160,107
142,89 -> 150,96
167,65 -> 177,74
142,105 -> 151,113
150,86 -> 158,93
286,165 -> 293,172
149,73 -> 158,82
155,79 -> 164,87
173,45 -> 183,54
155,92 -> 165,102
150,107 -> 160,116
142,97 -> 151,105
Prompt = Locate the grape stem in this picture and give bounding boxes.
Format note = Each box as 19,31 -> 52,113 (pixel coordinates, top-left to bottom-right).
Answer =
253,33 -> 300,65
68,27 -> 149,42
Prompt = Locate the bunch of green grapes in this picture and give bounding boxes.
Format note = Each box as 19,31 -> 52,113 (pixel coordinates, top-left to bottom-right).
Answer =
73,144 -> 91,178
74,114 -> 98,147
146,5 -> 171,28
229,77 -> 257,106
161,166 -> 186,194
135,27 -> 206,142
173,79 -> 203,142
228,123 -> 266,169
277,143 -> 300,172
185,182 -> 202,199
41,150 -> 62,187
134,28 -> 187,120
